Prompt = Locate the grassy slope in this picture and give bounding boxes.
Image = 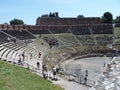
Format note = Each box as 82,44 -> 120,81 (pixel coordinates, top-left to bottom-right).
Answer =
114,27 -> 120,45
0,61 -> 63,90
115,27 -> 120,37
41,33 -> 113,46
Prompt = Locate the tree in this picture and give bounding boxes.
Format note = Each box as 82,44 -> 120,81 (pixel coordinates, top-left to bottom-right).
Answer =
55,12 -> 59,17
49,12 -> 59,17
114,16 -> 120,27
49,12 -> 52,17
77,15 -> 84,18
52,13 -> 55,17
114,16 -> 120,23
10,18 -> 24,25
102,12 -> 113,23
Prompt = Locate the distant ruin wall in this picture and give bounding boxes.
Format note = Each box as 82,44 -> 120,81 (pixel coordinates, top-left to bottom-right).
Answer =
0,24 -> 113,34
0,24 -> 38,30
36,17 -> 102,25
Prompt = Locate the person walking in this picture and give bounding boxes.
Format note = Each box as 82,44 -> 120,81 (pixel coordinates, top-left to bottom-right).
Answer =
84,77 -> 87,85
37,61 -> 40,70
52,66 -> 57,80
38,52 -> 41,58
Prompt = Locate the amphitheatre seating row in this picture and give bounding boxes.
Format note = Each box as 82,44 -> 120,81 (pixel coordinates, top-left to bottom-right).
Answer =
28,24 -> 113,35
91,24 -> 113,34
2,30 -> 36,40
76,35 -> 95,45
95,36 -> 113,45
56,34 -> 80,46
0,41 -> 40,67
75,35 -> 113,46
28,30 -> 50,34
28,29 -> 69,34
0,31 -> 11,43
71,26 -> 91,35
40,32 -> 113,47
0,24 -> 113,37
0,31 -> 51,72
70,24 -> 113,35
0,38 -> 46,60
0,42 -> 26,61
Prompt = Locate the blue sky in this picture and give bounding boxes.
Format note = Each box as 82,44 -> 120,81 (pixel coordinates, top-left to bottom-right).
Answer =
0,0 -> 120,25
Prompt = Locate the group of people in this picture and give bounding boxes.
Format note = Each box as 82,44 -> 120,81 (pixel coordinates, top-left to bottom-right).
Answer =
42,64 -> 48,79
41,64 -> 57,80
18,50 -> 57,81
84,69 -> 88,85
44,37 -> 58,48
52,66 -> 57,80
29,51 -> 41,60
48,39 -> 58,48
17,51 -> 25,65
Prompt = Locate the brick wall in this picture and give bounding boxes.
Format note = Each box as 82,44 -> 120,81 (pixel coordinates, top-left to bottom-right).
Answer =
36,17 -> 101,25
0,24 -> 113,34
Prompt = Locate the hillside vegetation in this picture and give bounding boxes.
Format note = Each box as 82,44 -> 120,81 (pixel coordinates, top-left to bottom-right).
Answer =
0,61 -> 63,90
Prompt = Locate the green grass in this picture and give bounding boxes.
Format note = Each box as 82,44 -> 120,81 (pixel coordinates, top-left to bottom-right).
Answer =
41,33 -> 114,46
0,61 -> 63,90
114,27 -> 120,45
115,27 -> 120,37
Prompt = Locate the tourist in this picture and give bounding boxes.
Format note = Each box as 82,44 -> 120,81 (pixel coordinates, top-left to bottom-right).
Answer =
42,64 -> 48,79
103,63 -> 106,67
38,52 -> 41,58
42,64 -> 47,72
7,37 -> 10,42
18,57 -> 23,65
85,69 -> 88,77
84,77 -> 87,85
37,61 -> 40,70
29,51 -> 33,59
21,51 -> 25,61
52,66 -> 57,80
42,70 -> 46,79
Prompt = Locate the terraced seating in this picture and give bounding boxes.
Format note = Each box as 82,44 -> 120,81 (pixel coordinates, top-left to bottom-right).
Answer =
1,49 -> 12,61
0,48 -> 9,59
91,24 -> 113,34
95,35 -> 113,45
0,31 -> 50,74
0,42 -> 24,62
76,35 -> 95,45
57,34 -> 80,46
0,31 -> 11,43
71,25 -> 91,35
28,30 -> 50,34
2,30 -> 36,40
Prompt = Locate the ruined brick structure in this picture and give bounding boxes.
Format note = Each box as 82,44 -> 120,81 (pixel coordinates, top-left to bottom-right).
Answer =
0,17 -> 113,35
35,17 -> 113,34
0,24 -> 38,30
36,17 -> 101,25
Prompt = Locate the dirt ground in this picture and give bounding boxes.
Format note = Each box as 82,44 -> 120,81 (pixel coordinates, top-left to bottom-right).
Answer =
61,57 -> 111,84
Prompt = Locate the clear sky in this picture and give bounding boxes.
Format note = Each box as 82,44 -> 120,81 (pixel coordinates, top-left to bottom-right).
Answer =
0,0 -> 120,25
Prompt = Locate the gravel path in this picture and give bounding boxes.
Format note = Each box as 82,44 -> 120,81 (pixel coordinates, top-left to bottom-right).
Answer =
52,76 -> 89,90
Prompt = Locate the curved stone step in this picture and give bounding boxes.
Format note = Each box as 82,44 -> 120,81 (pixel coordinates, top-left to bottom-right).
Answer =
0,48 -> 9,60
2,49 -> 11,60
2,43 -> 25,51
0,47 -> 5,52
6,50 -> 15,60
